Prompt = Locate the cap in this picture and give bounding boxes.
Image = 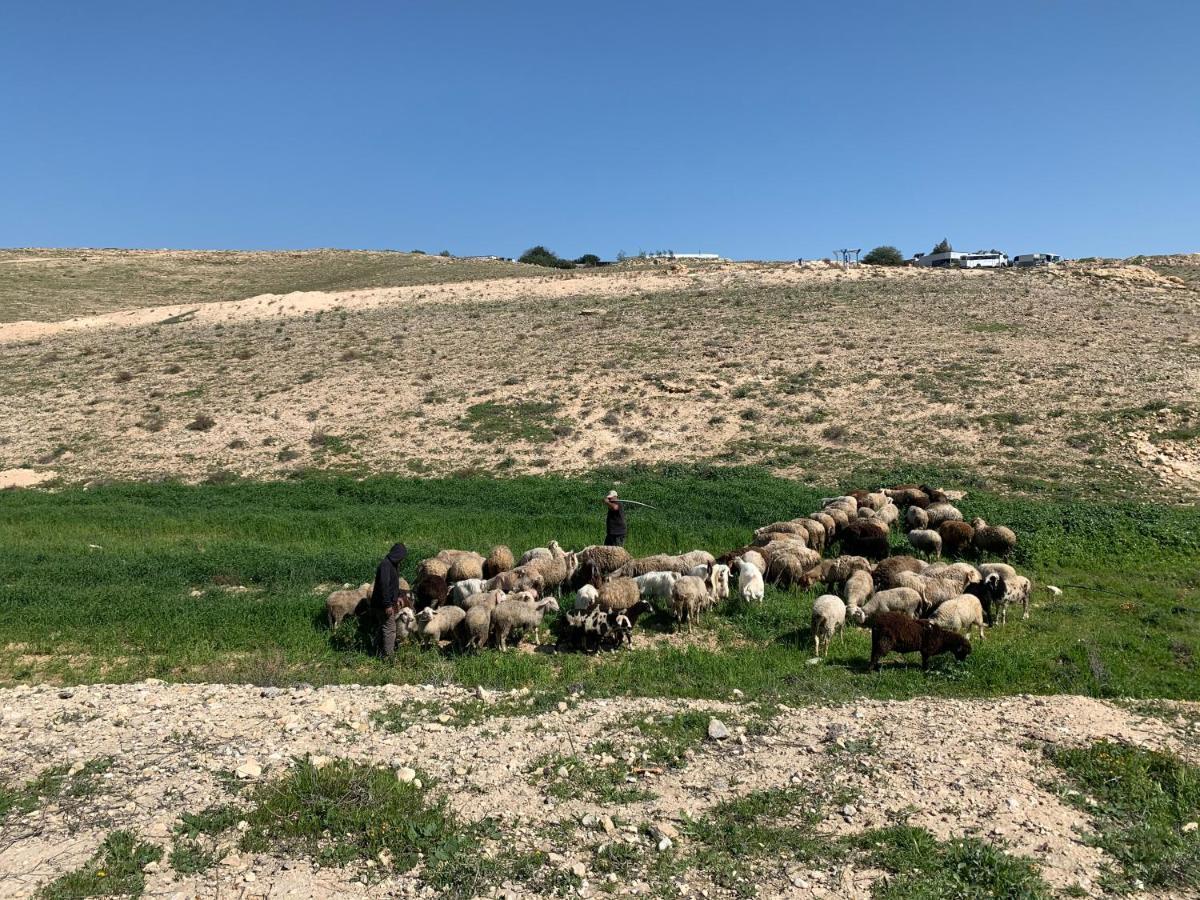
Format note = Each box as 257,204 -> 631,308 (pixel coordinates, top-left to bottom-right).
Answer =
605,490 -> 619,500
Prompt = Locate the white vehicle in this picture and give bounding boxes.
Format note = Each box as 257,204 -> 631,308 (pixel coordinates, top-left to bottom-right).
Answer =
913,250 -> 965,267
1013,253 -> 1062,267
960,250 -> 1009,269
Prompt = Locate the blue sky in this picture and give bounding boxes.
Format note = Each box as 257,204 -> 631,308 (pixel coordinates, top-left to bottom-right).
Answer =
2,1 -> 1197,259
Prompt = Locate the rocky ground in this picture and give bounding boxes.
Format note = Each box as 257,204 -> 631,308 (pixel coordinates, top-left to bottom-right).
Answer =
0,255 -> 1197,499
2,683 -> 1197,899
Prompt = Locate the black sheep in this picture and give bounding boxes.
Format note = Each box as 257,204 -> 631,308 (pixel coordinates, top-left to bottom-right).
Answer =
868,611 -> 971,671
838,518 -> 891,561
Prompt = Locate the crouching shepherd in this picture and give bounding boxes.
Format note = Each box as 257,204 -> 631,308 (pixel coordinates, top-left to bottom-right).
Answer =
372,542 -> 408,659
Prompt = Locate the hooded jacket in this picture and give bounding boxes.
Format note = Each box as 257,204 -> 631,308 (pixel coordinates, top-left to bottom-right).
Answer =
371,543 -> 408,610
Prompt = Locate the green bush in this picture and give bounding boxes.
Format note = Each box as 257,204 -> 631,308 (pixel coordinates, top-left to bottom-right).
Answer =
863,245 -> 904,266
518,246 -> 574,269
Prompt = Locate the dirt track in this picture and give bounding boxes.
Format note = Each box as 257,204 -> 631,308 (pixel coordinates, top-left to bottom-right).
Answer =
1,683 -> 1196,898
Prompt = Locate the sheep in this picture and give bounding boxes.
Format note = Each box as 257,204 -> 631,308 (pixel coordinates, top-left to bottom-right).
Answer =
927,594 -> 986,640
823,506 -> 851,530
875,502 -> 901,528
563,602 -> 623,653
811,594 -> 847,657
849,587 -> 923,625
765,543 -> 822,588
994,574 -> 1031,623
434,549 -> 481,567
844,569 -> 874,610
911,574 -> 962,614
392,607 -> 419,643
971,518 -> 1017,558
325,583 -> 372,630
574,583 -> 600,610
485,567 -> 545,596
483,545 -> 515,579
907,528 -> 943,558
524,541 -> 576,596
819,555 -> 872,586
457,594 -> 502,649
598,576 -> 642,612
822,495 -> 858,513
885,486 -> 931,509
978,562 -> 1018,583
448,578 -> 489,607
736,558 -> 765,603
671,575 -> 711,630
836,518 -> 890,560
924,503 -> 963,529
415,572 -> 449,610
905,506 -> 930,530
616,554 -> 690,577
921,484 -> 950,504
490,595 -> 558,650
612,599 -> 654,648
461,588 -> 507,611
518,545 -> 552,566
690,563 -> 731,601
868,612 -> 972,671
937,520 -> 975,557
417,557 -> 450,581
754,520 -> 809,543
635,570 -> 682,604
678,550 -> 716,570
864,491 -> 891,511
796,518 -> 827,552
447,554 -> 485,583
810,511 -> 837,537
416,605 -> 466,646
575,544 -> 632,576
873,556 -> 924,589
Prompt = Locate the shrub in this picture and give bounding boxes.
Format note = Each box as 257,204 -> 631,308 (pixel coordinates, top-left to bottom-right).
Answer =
518,246 -> 574,269
932,238 -> 954,254
185,414 -> 216,432
863,246 -> 904,266
575,253 -> 602,267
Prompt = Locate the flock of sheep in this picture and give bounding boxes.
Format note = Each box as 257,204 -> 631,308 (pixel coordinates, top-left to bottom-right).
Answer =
324,483 -> 1033,669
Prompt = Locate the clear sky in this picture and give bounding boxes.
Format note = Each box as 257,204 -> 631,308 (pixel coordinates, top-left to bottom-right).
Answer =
2,0 -> 1197,260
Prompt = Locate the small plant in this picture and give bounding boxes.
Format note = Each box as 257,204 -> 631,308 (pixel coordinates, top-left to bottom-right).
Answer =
185,413 -> 216,432
36,830 -> 162,900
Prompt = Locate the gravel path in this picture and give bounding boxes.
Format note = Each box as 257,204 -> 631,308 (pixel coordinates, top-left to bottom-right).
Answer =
2,683 -> 1197,898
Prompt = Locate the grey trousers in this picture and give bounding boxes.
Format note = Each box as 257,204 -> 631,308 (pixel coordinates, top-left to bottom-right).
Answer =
378,607 -> 397,658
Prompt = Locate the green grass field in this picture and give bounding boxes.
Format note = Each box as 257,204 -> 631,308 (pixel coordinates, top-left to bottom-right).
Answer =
1,467 -> 1197,702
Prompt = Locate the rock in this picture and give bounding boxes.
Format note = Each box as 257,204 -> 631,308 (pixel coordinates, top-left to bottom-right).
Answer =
651,822 -> 679,841
243,872 -> 256,883
396,767 -> 417,783
1183,821 -> 1198,833
581,814 -> 598,827
600,815 -> 616,835
841,805 -> 857,818
558,701 -> 569,713
57,690 -> 74,700
142,861 -> 160,874
731,688 -> 744,699
556,765 -> 570,778
657,837 -> 673,851
707,718 -> 730,740
571,862 -> 587,878
260,687 -> 283,699
316,698 -> 338,715
235,760 -> 262,779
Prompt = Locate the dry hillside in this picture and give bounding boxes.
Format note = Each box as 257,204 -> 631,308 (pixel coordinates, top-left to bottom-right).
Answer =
1,251 -> 1198,498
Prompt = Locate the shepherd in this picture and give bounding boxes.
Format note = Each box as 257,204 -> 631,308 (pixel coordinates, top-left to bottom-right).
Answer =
603,491 -> 627,546
371,542 -> 408,660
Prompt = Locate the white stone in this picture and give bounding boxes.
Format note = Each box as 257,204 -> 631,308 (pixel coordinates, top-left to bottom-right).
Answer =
707,718 -> 729,740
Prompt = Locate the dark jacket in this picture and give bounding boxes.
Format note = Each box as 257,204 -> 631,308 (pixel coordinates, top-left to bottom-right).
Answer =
605,502 -> 627,537
371,543 -> 408,610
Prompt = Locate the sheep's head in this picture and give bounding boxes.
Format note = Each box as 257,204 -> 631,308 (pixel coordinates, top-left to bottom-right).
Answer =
971,517 -> 988,529
538,597 -> 560,613
415,607 -> 434,625
397,608 -> 416,628
951,635 -> 972,661
849,606 -> 867,625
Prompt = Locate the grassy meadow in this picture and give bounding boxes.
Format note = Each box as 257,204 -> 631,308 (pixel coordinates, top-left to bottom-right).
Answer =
1,466 -> 1197,702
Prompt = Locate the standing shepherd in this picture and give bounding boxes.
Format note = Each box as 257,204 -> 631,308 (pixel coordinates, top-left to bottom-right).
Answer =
371,542 -> 408,659
604,490 -> 627,547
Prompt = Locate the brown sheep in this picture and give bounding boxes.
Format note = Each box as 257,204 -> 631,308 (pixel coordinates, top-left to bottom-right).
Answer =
837,518 -> 890,560
575,545 -> 632,575
971,518 -> 1017,558
487,566 -> 546,596
868,612 -> 971,671
873,555 -> 924,589
447,555 -> 485,583
414,572 -> 448,610
938,520 -> 975,557
483,545 -> 514,579
597,576 -> 641,612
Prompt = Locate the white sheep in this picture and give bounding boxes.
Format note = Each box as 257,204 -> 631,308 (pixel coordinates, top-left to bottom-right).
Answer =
928,594 -> 986,639
671,575 -> 711,631
925,502 -> 963,528
574,584 -> 600,610
736,559 -> 765,603
490,595 -> 559,650
849,587 -> 923,625
843,569 -> 874,610
449,578 -> 489,607
811,594 -> 847,657
634,571 -> 682,603
907,528 -> 943,558
416,605 -> 466,646
689,563 -> 731,601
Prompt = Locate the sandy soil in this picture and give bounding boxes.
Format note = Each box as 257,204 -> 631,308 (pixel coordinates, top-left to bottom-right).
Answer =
0,256 -> 1196,498
1,684 -> 1196,899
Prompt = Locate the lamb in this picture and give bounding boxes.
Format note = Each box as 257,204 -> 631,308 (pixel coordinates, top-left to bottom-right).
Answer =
924,503 -> 964,529
905,506 -> 930,530
490,594 -> 558,650
971,518 -> 1017,558
448,578 -> 489,607
457,593 -> 503,650
994,574 -> 1031,623
392,607 -> 419,644
873,556 -> 924,589
736,559 -> 765,603
868,612 -> 972,671
564,603 -> 618,653
671,575 -> 711,630
325,582 -> 372,630
483,545 -> 515,579
635,571 -> 682,604
575,544 -> 632,576
937,520 -> 975,557
836,518 -> 891,560
461,588 -> 507,611
849,587 -> 924,625
811,594 -> 847,657
612,599 -> 654,648
446,554 -> 486,583
907,528 -> 943,558
485,567 -> 544,596
598,576 -> 642,612
927,594 -> 987,640
691,563 -> 731,601
416,605 -> 466,647
843,569 -> 874,610
574,584 -> 600,610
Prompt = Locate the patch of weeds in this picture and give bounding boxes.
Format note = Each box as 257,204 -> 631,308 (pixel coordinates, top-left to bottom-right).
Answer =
528,752 -> 654,805
168,838 -> 223,875
425,845 -> 580,899
459,400 -> 565,444
276,447 -> 301,462
309,430 -> 351,455
185,413 -> 216,432
1048,741 -> 1200,892
821,423 -> 849,442
1,758 -> 112,821
967,321 -> 1016,334
372,690 -> 571,734
852,825 -> 1050,899
36,830 -> 162,900
620,710 -> 710,768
